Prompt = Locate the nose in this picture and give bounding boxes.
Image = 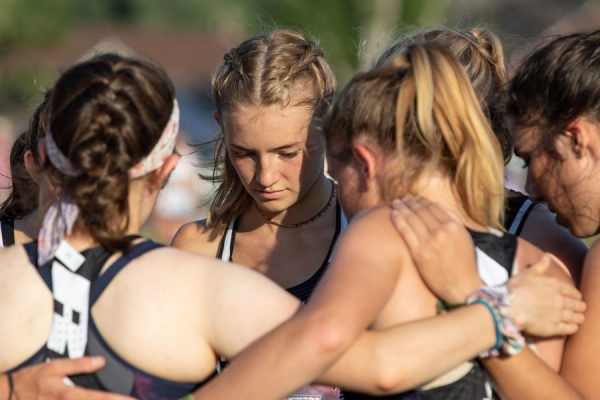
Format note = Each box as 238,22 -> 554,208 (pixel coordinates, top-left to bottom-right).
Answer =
255,156 -> 279,188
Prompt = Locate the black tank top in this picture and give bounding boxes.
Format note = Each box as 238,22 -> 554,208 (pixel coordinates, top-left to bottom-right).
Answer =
14,239 -> 215,399
218,201 -> 348,303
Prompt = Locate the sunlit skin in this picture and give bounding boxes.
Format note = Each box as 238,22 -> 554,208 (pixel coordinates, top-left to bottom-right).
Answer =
172,99 -> 338,291
222,103 -> 330,223
511,119 -> 600,237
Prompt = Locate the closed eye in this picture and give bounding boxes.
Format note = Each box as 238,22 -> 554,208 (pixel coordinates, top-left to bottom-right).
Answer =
279,151 -> 300,159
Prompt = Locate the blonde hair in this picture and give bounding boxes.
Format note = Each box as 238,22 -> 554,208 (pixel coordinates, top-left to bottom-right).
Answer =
326,43 -> 505,229
205,29 -> 336,227
375,27 -> 511,163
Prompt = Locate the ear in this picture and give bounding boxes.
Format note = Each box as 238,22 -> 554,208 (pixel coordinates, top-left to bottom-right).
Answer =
149,153 -> 180,190
23,149 -> 42,184
561,117 -> 595,158
351,143 -> 379,181
213,111 -> 222,128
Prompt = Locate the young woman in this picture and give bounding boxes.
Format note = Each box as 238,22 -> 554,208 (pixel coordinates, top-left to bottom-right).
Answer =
391,29 -> 600,399
172,29 -> 343,398
373,26 -> 587,285
193,42 -> 578,399
0,93 -> 135,399
0,95 -> 50,247
0,52 -> 583,400
509,28 -> 600,399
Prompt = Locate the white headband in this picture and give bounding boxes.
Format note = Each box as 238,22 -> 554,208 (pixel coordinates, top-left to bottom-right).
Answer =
45,99 -> 180,179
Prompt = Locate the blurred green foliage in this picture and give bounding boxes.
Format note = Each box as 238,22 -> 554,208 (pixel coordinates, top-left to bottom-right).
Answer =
0,0 -> 444,112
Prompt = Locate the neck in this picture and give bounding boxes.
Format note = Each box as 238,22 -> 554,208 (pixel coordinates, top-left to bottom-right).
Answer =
415,174 -> 485,231
255,174 -> 333,228
64,180 -> 156,251
12,209 -> 42,244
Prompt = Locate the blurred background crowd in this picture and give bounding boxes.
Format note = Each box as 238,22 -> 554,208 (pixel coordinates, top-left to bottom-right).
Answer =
0,0 -> 597,243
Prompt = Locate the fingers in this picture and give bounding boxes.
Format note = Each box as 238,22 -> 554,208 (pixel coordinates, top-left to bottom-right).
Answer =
558,322 -> 580,336
391,199 -> 433,245
46,357 -> 106,376
559,282 -> 583,301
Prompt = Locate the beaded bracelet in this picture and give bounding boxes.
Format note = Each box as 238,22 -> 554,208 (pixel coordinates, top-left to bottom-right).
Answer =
467,284 -> 525,358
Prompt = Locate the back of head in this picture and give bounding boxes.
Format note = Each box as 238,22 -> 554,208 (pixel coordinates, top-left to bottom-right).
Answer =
375,27 -> 511,162
208,29 -> 336,226
508,30 -> 600,153
48,53 -> 175,251
327,42 -> 505,229
0,93 -> 50,220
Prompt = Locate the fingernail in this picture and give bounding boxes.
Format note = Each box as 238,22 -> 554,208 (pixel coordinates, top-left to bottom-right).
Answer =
91,356 -> 104,365
391,198 -> 401,207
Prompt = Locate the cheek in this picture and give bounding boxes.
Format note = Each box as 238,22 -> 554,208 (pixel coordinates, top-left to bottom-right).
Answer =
229,156 -> 255,186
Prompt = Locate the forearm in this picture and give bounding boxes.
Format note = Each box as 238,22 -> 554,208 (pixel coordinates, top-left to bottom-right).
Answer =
0,374 -> 9,400
482,348 -> 582,400
318,303 -> 496,394
195,312 -> 356,400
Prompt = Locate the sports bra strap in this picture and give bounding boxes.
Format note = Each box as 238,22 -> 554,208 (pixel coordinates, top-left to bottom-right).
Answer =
24,241 -> 54,289
1,218 -> 15,247
90,240 -> 163,305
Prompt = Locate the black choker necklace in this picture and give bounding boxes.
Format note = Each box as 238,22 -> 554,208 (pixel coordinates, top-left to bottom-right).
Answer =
255,182 -> 336,229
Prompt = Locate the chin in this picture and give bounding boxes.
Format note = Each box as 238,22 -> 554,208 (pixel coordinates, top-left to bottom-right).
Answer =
563,216 -> 600,238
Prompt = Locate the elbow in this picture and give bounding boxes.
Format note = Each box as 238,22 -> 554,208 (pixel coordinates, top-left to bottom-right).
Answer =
301,315 -> 357,362
369,350 -> 410,395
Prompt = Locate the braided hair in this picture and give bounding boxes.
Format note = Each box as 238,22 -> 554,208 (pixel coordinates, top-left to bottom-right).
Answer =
206,29 -> 336,227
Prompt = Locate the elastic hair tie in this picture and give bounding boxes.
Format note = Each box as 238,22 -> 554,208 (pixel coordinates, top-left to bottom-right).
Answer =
469,298 -> 503,351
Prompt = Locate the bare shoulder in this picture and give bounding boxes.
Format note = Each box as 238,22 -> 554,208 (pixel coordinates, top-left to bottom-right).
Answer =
521,203 -> 587,282
338,206 -> 409,261
0,245 -> 31,275
170,219 -> 225,257
516,237 -> 573,284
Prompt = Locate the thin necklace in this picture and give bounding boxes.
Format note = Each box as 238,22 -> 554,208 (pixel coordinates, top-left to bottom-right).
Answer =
255,181 -> 336,229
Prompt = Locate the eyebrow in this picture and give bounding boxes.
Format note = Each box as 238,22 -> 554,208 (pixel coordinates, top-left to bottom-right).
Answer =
230,142 -> 304,152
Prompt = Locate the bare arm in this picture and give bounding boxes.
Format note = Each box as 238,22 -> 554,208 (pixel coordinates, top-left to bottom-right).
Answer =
561,240 -> 600,398
483,349 -> 582,399
515,237 -> 571,371
317,303 -> 497,393
196,207 -> 405,399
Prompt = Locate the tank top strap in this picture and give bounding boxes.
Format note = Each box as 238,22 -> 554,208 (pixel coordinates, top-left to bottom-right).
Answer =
22,241 -> 54,290
507,198 -> 535,235
1,218 -> 15,247
219,218 -> 238,262
327,200 -> 346,263
90,240 -> 163,305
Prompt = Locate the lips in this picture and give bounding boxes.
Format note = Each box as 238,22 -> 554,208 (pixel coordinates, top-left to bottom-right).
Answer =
255,189 -> 285,200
